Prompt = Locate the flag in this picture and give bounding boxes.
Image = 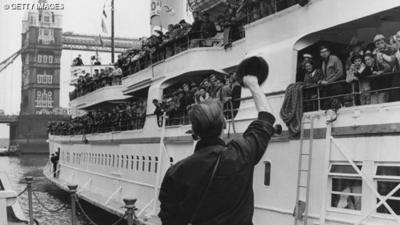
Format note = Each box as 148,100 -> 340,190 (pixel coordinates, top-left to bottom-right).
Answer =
102,7 -> 107,18
100,0 -> 109,34
101,18 -> 108,34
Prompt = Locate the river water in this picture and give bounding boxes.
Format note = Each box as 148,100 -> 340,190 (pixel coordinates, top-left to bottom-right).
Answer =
6,155 -> 124,225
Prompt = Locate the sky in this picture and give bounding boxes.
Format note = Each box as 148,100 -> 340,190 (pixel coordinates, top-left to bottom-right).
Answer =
0,0 -> 151,138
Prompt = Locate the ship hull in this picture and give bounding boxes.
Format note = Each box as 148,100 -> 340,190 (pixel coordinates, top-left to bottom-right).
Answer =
45,103 -> 400,225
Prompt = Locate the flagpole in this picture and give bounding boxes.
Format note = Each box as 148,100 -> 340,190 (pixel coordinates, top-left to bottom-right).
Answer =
111,0 -> 115,63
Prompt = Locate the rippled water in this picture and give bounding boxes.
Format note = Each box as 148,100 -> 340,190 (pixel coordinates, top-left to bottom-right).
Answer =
6,155 -> 123,225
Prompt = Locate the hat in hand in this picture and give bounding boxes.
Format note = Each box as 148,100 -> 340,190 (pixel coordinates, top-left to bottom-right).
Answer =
236,56 -> 269,86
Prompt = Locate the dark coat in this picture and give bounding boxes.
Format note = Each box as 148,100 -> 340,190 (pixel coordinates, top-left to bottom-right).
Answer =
303,69 -> 323,85
159,112 -> 275,225
189,20 -> 203,39
200,21 -> 217,39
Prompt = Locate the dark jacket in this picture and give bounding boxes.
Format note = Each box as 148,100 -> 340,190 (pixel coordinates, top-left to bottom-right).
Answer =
304,69 -> 323,85
322,55 -> 344,83
200,21 -> 217,39
159,112 -> 275,225
365,63 -> 387,90
189,20 -> 203,39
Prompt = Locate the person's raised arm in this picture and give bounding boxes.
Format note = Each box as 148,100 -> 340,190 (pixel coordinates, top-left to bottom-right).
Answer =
232,75 -> 275,165
243,75 -> 269,112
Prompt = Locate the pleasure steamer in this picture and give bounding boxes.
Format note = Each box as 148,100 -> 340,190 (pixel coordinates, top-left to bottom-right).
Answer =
45,0 -> 400,224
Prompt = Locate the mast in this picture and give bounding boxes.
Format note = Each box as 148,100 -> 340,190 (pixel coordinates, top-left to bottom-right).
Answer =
111,0 -> 115,63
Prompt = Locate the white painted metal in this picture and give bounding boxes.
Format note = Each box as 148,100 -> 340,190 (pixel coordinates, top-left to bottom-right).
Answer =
45,1 -> 400,225
319,112 -> 333,225
0,195 -> 7,225
153,112 -> 167,214
331,139 -> 400,225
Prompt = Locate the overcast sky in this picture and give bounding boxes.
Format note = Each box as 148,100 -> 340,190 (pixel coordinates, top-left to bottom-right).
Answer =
0,0 -> 150,137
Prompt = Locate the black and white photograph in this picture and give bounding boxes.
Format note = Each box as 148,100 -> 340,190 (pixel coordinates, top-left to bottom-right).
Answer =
1,0 -> 400,224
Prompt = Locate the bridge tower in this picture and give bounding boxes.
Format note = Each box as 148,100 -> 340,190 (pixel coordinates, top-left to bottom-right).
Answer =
10,4 -> 66,154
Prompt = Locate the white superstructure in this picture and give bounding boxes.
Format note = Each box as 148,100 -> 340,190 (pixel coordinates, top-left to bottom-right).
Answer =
45,1 -> 400,224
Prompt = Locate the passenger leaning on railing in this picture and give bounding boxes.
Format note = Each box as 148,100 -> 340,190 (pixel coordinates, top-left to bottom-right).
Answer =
48,100 -> 147,135
374,34 -> 400,102
319,45 -> 345,108
346,54 -> 371,105
392,31 -> 400,102
363,52 -> 387,104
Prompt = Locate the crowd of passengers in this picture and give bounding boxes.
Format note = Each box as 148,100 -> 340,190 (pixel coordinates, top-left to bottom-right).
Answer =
69,55 -> 123,100
118,0 -> 277,77
299,31 -> 400,109
152,73 -> 242,125
48,99 -> 146,135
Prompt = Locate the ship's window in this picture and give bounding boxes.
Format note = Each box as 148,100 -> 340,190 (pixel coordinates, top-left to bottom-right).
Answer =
329,163 -> 362,211
43,55 -> 48,64
131,156 -> 134,170
37,55 -> 42,63
136,156 -> 139,170
264,161 -> 271,186
121,155 -> 124,169
126,155 -> 129,169
109,154 -> 112,167
148,156 -> 152,172
155,157 -> 158,173
117,155 -> 120,168
375,165 -> 400,215
142,156 -> 145,171
49,56 -> 53,64
101,154 -> 104,165
112,155 -> 115,167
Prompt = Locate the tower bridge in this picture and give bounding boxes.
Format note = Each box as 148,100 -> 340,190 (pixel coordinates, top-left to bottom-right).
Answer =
0,7 -> 140,154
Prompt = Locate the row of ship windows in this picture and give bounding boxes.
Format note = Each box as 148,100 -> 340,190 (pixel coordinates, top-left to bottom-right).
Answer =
288,163 -> 400,215
61,152 -> 174,173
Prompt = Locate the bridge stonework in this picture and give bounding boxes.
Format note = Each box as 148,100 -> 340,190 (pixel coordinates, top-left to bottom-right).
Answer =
9,7 -> 65,154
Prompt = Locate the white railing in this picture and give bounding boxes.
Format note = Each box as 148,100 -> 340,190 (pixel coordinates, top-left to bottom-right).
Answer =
0,190 -> 18,225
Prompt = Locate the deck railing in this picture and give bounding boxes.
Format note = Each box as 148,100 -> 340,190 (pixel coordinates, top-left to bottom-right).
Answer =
303,72 -> 400,112
121,36 -> 228,77
69,76 -> 122,101
49,118 -> 145,136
